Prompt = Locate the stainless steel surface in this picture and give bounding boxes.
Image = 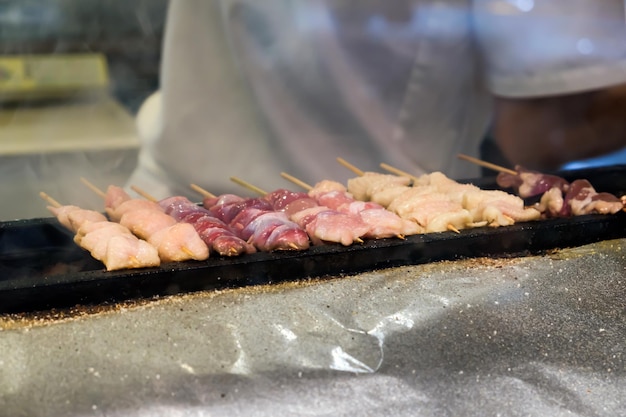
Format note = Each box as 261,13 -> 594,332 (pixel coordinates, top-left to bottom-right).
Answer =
1,238 -> 625,416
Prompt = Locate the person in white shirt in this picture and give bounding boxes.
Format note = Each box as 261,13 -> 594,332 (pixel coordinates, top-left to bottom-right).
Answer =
127,0 -> 626,198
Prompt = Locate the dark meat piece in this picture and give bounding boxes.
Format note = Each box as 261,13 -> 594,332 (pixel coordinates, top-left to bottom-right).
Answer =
560,179 -> 623,216
210,198 -> 274,224
159,196 -> 254,256
204,196 -> 311,252
497,166 -> 569,198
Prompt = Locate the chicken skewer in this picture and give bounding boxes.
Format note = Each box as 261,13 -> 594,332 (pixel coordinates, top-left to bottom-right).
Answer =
39,192 -> 161,271
341,158 -> 545,229
228,177 -> 370,247
337,158 -> 470,233
130,185 -> 255,256
80,178 -> 209,262
456,154 -> 625,216
280,173 -> 421,238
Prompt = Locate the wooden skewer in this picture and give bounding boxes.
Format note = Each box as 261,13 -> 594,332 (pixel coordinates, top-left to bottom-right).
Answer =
39,191 -> 62,208
336,157 -> 365,176
229,176 -> 267,196
190,183 -> 215,198
130,185 -> 158,202
80,177 -> 107,199
456,153 -> 517,176
379,162 -> 420,182
280,172 -> 313,191
447,224 -> 461,234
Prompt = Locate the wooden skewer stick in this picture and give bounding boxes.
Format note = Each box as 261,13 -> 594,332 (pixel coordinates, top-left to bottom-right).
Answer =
39,191 -> 62,208
80,177 -> 107,199
229,177 -> 267,196
280,172 -> 313,191
447,224 -> 461,234
456,153 -> 517,176
130,185 -> 158,202
190,183 -> 215,198
336,157 -> 365,176
379,163 -> 420,182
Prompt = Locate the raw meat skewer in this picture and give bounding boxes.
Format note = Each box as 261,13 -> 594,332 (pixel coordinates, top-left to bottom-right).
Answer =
80,178 -> 209,262
130,185 -> 255,256
39,192 -> 160,271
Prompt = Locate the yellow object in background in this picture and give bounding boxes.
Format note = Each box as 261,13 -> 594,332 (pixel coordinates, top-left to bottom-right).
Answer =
0,53 -> 109,101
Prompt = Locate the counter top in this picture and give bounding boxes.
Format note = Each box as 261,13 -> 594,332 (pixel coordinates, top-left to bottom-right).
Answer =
1,238 -> 624,417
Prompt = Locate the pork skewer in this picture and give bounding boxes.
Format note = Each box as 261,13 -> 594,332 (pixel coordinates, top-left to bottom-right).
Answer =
193,182 -> 310,251
130,186 -> 255,257
80,178 -> 209,262
39,192 -> 161,271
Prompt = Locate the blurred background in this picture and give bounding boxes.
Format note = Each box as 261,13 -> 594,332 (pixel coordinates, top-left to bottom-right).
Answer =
0,0 -> 168,220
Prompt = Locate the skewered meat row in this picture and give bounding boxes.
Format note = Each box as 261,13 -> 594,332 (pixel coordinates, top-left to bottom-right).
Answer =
104,186 -> 209,262
536,179 -> 623,217
496,166 -> 624,217
46,203 -> 161,271
346,171 -> 541,231
158,196 -> 255,256
263,188 -> 371,246
307,180 -> 422,238
202,194 -> 311,251
496,166 -> 570,199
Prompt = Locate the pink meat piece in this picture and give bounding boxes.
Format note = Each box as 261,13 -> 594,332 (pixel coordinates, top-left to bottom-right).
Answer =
161,196 -> 255,256
264,189 -> 310,211
104,185 -> 132,212
339,200 -> 385,214
496,166 -> 569,198
159,196 -> 203,220
305,210 -> 370,246
358,208 -> 422,238
75,222 -> 131,245
282,198 -> 319,217
103,235 -> 161,271
210,198 -> 273,224
239,211 -> 288,241
120,209 -> 177,239
308,180 -> 347,199
263,224 -> 310,251
77,223 -> 131,258
67,210 -> 107,230
194,215 -> 256,256
46,205 -> 82,231
243,212 -> 310,251
290,206 -> 329,229
564,179 -> 623,216
203,194 -> 245,209
108,199 -> 163,222
316,190 -> 355,211
148,223 -> 209,262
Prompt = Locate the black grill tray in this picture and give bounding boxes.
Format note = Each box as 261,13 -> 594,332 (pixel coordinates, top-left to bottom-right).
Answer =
2,165 -> 626,314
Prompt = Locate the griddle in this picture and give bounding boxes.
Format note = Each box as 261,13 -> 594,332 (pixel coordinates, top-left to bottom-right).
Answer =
2,165 -> 626,314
